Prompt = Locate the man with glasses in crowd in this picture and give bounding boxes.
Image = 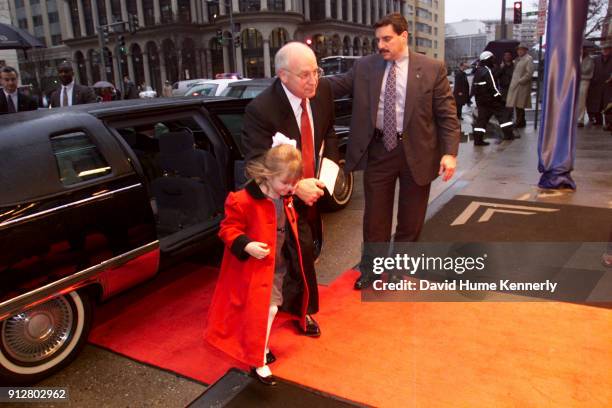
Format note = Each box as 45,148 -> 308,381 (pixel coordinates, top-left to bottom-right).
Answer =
242,41 -> 339,340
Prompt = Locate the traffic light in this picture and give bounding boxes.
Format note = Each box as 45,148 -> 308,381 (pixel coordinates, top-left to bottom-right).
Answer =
513,1 -> 522,24
99,25 -> 110,45
129,14 -> 139,34
118,35 -> 126,53
234,34 -> 241,48
216,28 -> 223,45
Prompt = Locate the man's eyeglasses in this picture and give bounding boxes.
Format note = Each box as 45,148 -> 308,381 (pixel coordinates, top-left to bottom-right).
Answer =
285,67 -> 324,80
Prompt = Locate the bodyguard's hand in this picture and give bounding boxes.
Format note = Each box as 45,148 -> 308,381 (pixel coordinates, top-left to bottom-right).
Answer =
439,155 -> 457,182
245,242 -> 270,259
295,178 -> 325,206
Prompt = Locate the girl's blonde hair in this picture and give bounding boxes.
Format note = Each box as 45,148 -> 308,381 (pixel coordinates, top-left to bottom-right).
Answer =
246,144 -> 303,184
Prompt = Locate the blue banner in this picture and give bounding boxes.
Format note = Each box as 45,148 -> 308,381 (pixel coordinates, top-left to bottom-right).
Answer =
537,0 -> 589,189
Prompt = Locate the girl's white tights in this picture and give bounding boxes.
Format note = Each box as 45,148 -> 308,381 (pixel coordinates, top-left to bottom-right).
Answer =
256,304 -> 278,378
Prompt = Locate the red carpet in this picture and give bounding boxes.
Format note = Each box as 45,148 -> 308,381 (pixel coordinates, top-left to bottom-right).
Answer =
90,263 -> 612,407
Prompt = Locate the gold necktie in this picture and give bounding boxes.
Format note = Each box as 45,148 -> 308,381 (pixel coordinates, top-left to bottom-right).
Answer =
62,87 -> 69,107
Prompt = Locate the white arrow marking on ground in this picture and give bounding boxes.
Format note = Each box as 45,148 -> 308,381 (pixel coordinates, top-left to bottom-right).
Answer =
451,201 -> 560,226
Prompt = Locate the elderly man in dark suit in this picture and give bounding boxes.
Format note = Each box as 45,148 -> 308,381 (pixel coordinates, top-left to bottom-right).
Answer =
328,13 -> 460,289
0,66 -> 39,114
49,61 -> 97,107
242,42 -> 339,339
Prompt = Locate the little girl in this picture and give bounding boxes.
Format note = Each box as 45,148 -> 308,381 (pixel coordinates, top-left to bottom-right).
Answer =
205,144 -> 311,386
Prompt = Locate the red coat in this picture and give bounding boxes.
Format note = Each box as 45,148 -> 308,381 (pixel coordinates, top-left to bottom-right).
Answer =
204,181 -> 309,367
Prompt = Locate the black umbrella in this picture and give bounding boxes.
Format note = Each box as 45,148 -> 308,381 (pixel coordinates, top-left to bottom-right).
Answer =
484,39 -> 520,63
0,22 -> 45,50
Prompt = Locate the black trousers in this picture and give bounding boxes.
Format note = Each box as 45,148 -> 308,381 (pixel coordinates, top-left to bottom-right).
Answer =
474,104 -> 514,141
360,136 -> 431,276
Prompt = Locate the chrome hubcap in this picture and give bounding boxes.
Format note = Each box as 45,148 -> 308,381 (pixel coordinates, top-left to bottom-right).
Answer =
2,297 -> 74,364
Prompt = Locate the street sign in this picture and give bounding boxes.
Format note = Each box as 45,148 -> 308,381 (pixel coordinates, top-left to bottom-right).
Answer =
537,0 -> 547,37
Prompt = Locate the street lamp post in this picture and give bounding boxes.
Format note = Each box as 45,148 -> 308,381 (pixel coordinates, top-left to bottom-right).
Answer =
208,0 -> 236,73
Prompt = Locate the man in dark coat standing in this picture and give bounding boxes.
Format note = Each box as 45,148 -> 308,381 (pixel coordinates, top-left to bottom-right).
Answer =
328,13 -> 460,289
242,41 -> 339,337
453,62 -> 470,120
49,61 -> 97,107
0,66 -> 39,114
586,43 -> 612,126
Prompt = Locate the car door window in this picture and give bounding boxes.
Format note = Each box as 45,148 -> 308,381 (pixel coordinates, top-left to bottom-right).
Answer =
51,132 -> 112,186
112,115 -> 226,238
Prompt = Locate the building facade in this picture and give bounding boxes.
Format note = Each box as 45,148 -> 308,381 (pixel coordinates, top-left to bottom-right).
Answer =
0,0 -> 19,73
9,0 -> 446,94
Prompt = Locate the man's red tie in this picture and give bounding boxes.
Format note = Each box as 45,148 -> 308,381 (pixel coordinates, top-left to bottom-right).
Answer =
300,98 -> 315,178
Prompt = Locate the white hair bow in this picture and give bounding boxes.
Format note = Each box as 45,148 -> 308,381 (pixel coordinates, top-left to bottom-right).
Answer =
271,132 -> 297,148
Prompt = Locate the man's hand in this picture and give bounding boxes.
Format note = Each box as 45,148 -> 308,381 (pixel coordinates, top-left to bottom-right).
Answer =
245,242 -> 270,259
438,155 -> 457,182
295,178 -> 325,206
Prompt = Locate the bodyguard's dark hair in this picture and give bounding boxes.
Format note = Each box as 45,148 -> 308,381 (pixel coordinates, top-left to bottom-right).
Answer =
1,66 -> 18,76
373,12 -> 409,35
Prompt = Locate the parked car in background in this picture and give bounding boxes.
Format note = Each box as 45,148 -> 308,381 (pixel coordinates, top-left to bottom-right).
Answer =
139,86 -> 158,98
184,79 -> 251,97
171,79 -> 208,96
215,73 -> 243,79
320,56 -> 360,76
0,96 -> 353,384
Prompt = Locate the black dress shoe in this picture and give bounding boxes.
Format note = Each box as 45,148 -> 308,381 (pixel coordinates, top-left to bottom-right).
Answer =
354,274 -> 376,290
474,141 -> 490,146
251,368 -> 277,386
302,314 -> 321,337
266,351 -> 276,365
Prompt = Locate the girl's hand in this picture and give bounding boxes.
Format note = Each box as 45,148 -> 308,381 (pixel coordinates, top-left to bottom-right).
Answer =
245,242 -> 270,259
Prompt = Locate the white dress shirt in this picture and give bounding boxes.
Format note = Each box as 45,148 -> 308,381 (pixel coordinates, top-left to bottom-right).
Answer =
376,49 -> 409,132
61,81 -> 75,107
281,83 -> 315,147
4,90 -> 18,112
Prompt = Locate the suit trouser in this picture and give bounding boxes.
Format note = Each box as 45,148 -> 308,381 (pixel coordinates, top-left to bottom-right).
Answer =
577,79 -> 590,123
360,136 -> 431,276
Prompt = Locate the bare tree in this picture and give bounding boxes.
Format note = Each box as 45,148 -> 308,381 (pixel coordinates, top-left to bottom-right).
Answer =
584,0 -> 609,38
528,0 -> 609,38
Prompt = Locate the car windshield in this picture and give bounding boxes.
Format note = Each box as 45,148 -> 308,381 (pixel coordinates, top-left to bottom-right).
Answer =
189,84 -> 218,96
320,58 -> 356,75
222,85 -> 265,98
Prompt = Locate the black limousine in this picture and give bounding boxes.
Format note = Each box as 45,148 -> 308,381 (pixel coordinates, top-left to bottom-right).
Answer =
0,97 -> 353,384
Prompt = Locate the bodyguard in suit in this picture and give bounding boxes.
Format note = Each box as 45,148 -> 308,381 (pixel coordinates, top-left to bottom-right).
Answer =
0,66 -> 39,114
242,42 -> 339,337
453,62 -> 471,120
328,13 -> 460,289
49,61 -> 97,107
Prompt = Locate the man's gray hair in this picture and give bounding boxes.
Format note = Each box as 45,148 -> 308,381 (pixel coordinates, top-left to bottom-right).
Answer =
274,42 -> 316,75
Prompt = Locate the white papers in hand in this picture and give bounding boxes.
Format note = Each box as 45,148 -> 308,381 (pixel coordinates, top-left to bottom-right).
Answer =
318,158 -> 340,195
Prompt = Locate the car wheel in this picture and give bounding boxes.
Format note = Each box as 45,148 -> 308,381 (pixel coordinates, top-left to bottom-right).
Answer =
0,290 -> 93,385
323,159 -> 354,212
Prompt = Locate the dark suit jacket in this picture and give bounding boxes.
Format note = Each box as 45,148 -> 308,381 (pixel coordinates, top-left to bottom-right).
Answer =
454,69 -> 470,105
242,77 -> 339,166
241,77 -> 339,315
0,90 -> 38,114
49,83 -> 97,107
328,51 -> 460,186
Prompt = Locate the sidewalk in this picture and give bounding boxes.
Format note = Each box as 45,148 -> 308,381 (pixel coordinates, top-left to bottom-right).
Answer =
437,120 -> 612,210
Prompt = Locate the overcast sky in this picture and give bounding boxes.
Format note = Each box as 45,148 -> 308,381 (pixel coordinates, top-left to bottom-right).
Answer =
445,0 -> 538,23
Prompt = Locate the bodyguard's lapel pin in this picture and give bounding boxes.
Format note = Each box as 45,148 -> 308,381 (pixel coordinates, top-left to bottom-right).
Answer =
416,73 -> 421,79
